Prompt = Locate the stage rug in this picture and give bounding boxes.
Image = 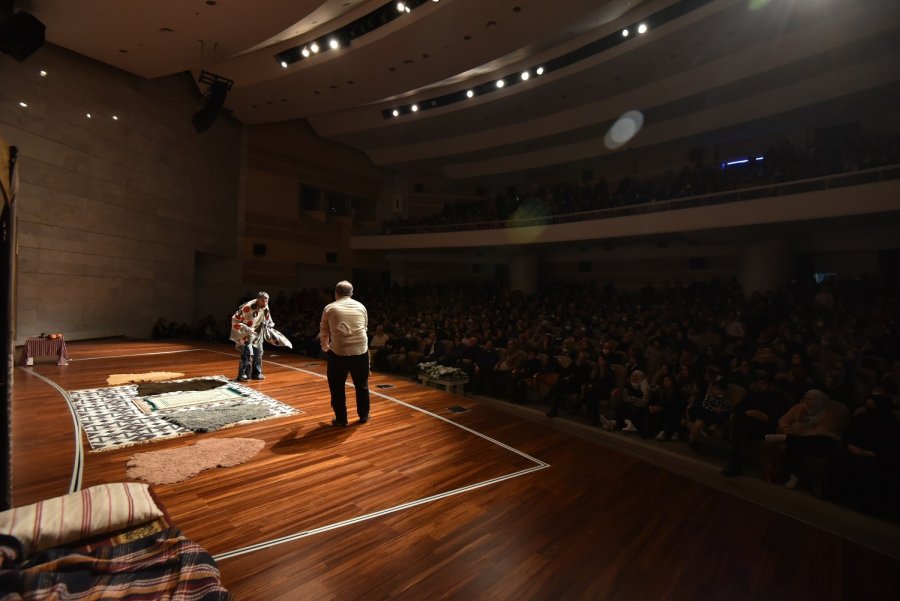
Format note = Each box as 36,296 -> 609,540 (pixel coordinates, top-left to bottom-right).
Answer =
68,376 -> 299,452
126,438 -> 266,485
107,372 -> 185,386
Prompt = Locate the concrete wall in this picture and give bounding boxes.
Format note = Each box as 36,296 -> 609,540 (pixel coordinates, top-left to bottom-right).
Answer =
0,45 -> 243,343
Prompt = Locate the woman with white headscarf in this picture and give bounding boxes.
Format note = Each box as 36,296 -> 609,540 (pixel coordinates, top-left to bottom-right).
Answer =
776,389 -> 846,490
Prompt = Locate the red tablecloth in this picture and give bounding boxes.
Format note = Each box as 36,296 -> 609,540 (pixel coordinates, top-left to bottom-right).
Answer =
19,336 -> 69,366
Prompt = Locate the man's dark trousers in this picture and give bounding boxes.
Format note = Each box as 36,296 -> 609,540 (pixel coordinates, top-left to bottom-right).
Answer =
327,351 -> 370,423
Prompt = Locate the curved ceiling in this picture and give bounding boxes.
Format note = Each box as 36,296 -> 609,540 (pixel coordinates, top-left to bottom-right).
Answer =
33,0 -> 900,180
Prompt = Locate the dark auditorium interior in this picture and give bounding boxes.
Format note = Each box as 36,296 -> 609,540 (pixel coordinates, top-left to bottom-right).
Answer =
2,0 -> 900,599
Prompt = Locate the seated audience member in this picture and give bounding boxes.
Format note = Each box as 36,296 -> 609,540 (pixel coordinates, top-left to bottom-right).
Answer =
827,391 -> 900,513
650,374 -> 687,441
722,376 -> 788,476
726,359 -> 754,390
605,370 -> 651,434
494,341 -> 528,399
546,352 -> 592,417
454,336 -> 482,380
509,350 -> 541,404
471,340 -> 499,394
776,389 -> 845,490
418,332 -> 447,365
368,325 -> 390,371
386,330 -> 420,374
686,378 -> 732,452
585,355 -> 617,427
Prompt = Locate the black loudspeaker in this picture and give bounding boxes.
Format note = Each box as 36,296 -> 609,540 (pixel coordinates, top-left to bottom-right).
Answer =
192,78 -> 230,133
0,11 -> 45,62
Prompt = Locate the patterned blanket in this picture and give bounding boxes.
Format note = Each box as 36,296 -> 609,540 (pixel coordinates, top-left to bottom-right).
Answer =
0,527 -> 233,600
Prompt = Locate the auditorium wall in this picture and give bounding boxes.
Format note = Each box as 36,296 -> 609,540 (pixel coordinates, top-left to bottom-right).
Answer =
0,44 -> 243,344
242,120 -> 388,291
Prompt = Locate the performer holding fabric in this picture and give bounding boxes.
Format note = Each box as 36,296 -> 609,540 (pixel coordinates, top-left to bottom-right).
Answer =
320,280 -> 370,426
230,291 -> 291,381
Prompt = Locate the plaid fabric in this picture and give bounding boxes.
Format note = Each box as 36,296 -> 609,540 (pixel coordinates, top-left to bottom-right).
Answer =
0,527 -> 233,600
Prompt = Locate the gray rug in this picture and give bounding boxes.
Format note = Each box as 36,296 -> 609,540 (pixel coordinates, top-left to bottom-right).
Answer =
162,404 -> 273,432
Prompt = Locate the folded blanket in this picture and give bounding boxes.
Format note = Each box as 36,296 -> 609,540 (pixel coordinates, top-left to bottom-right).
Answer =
0,527 -> 233,600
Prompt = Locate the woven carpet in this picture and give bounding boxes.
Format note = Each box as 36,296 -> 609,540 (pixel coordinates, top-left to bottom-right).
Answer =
68,376 -> 299,452
126,438 -> 266,485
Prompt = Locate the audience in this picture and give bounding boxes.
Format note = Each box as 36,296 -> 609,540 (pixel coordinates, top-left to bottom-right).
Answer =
214,273 -> 899,517
381,133 -> 900,234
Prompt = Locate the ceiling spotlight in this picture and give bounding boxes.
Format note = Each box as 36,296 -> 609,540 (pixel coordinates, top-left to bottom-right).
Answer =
396,2 -> 405,11
39,70 -> 47,77
521,71 -> 530,81
112,115 -> 119,121
536,66 -> 544,75
466,89 -> 474,98
405,6 -> 411,12
86,113 -> 92,118
622,29 -> 630,37
310,42 -> 320,53
280,60 -> 288,68
638,23 -> 648,34
392,109 -> 399,117
411,104 -> 418,112
18,101 -> 27,108
496,79 -> 505,88
301,47 -> 310,58
329,38 -> 339,50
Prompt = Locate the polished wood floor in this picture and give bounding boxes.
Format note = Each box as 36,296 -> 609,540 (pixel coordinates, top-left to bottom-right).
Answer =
11,339 -> 900,600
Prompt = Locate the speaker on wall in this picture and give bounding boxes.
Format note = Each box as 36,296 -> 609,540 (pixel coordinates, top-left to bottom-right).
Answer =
0,11 -> 45,62
192,71 -> 233,133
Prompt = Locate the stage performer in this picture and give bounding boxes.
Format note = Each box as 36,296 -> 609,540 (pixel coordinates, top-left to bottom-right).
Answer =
230,291 -> 290,381
320,280 -> 370,426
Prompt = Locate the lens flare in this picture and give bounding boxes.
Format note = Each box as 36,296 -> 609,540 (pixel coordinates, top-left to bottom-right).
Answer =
604,110 -> 644,150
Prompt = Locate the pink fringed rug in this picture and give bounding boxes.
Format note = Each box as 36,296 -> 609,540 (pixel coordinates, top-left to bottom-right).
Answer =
126,438 -> 265,485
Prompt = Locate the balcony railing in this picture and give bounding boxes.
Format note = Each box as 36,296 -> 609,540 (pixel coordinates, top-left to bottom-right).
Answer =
380,163 -> 900,235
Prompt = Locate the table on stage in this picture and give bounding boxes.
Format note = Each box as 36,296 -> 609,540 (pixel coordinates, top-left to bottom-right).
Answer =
19,336 -> 70,366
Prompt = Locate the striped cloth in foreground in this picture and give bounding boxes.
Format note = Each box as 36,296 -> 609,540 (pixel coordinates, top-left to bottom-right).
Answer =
0,527 -> 233,600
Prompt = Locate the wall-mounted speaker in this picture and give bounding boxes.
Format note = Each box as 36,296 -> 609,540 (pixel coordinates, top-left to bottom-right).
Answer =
0,11 -> 45,62
192,71 -> 233,133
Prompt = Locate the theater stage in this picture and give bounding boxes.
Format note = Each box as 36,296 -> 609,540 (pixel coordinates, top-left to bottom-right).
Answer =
11,339 -> 900,600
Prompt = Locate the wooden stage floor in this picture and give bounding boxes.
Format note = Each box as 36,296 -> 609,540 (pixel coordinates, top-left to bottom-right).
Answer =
11,339 -> 900,600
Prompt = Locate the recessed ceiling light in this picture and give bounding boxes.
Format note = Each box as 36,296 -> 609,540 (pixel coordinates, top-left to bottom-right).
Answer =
411,104 -> 418,112
536,66 -> 544,75
520,71 -> 530,80
466,89 -> 474,98
496,79 -> 505,88
638,23 -> 648,34
301,47 -> 310,57
86,113 -> 92,118
310,42 -> 320,53
112,115 -> 119,120
39,70 -> 47,77
18,101 -> 27,108
280,61 -> 288,68
329,38 -> 339,50
622,29 -> 630,37
392,109 -> 399,117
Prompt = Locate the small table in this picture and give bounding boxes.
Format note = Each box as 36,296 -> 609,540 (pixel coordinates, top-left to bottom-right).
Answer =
418,374 -> 468,395
19,336 -> 70,366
